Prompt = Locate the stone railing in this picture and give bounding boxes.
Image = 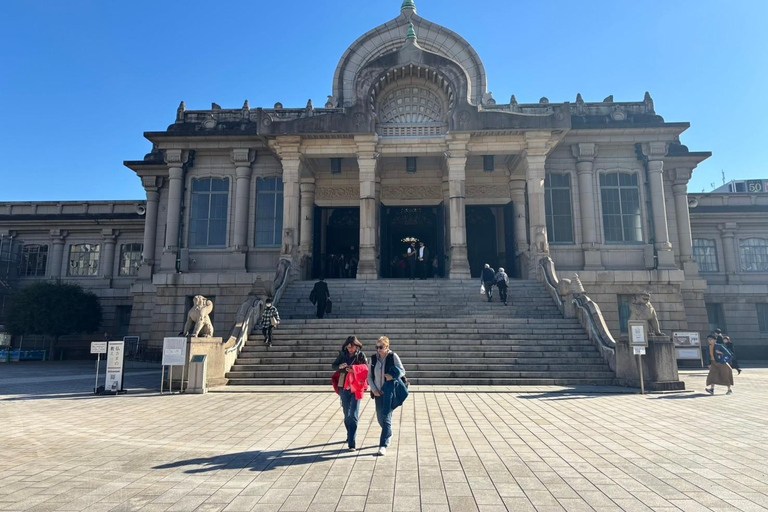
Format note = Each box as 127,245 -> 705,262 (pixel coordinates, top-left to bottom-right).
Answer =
539,257 -> 616,372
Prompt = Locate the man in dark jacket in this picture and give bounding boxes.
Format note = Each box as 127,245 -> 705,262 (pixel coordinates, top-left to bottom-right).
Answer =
481,263 -> 496,302
417,242 -> 430,280
309,278 -> 330,319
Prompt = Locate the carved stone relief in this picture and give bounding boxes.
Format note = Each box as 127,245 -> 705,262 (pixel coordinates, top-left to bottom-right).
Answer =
381,185 -> 442,200
316,186 -> 360,200
466,185 -> 505,198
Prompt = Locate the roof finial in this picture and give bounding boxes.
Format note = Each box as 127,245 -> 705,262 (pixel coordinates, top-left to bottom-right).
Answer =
406,22 -> 417,41
401,0 -> 417,14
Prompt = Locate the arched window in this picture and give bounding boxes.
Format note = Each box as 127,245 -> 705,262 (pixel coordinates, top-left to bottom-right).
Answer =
600,172 -> 642,243
190,178 -> 229,248
68,244 -> 100,276
692,239 -> 718,272
255,178 -> 284,247
19,244 -> 48,277
739,238 -> 768,272
545,174 -> 574,244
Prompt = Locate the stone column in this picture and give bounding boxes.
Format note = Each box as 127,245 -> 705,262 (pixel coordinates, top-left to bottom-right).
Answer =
644,142 -> 676,268
509,180 -> 528,277
276,137 -> 302,276
299,180 -> 316,278
522,133 -> 551,279
161,149 -> 188,271
101,229 -> 118,279
139,177 -> 161,280
356,135 -> 379,280
49,229 -> 67,279
572,143 -> 603,270
720,222 -> 739,284
232,149 -> 255,253
672,168 -> 697,275
445,134 -> 471,279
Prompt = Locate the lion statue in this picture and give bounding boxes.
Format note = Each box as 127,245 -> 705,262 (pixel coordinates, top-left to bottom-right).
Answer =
629,292 -> 664,336
182,295 -> 214,337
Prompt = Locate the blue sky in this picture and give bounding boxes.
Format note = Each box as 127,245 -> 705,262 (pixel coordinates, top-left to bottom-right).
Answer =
1,0 -> 766,201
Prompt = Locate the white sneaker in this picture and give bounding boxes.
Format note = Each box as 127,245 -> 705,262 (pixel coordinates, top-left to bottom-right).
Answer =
377,447 -> 387,456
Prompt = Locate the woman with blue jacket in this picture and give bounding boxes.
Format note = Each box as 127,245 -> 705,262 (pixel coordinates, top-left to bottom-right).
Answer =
368,336 -> 408,456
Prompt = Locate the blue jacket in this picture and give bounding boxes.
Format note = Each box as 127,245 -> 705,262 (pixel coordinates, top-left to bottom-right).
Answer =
381,364 -> 409,413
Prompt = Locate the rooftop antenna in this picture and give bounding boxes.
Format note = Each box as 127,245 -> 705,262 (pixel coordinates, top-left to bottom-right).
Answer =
710,182 -> 715,190
722,169 -> 726,185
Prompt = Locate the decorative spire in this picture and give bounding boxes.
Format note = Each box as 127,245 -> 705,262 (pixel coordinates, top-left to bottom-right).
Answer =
406,22 -> 417,41
401,0 -> 417,14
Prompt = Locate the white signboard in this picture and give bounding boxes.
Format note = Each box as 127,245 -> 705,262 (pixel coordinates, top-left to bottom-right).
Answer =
91,342 -> 107,354
673,331 -> 702,362
633,346 -> 646,355
629,323 -> 647,346
162,337 -> 187,366
104,341 -> 125,392
676,348 -> 700,359
0,333 -> 11,347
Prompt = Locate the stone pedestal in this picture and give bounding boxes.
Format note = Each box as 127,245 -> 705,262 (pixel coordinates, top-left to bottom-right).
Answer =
615,335 -> 684,391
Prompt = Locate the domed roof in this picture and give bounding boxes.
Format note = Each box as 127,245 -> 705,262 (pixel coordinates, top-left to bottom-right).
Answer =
332,2 -> 487,108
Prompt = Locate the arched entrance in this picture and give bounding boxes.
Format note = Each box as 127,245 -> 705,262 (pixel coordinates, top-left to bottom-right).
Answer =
380,205 -> 444,278
313,208 -> 359,279
466,206 -> 498,278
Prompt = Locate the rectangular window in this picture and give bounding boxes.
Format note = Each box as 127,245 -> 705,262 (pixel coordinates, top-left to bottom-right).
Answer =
118,243 -> 143,276
600,172 -> 643,243
705,303 -> 726,334
331,158 -> 342,175
483,155 -> 495,173
692,239 -> 718,272
739,238 -> 768,272
618,294 -> 633,333
189,178 -> 229,248
68,244 -> 100,276
116,305 -> 132,338
757,304 -> 768,333
255,178 -> 284,247
19,244 -> 48,277
406,157 -> 417,174
545,173 -> 574,244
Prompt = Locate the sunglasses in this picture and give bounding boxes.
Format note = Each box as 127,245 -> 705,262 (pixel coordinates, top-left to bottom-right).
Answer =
376,345 -> 387,349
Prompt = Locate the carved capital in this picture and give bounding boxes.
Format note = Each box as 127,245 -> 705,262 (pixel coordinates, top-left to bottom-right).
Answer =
101,228 -> 119,242
718,222 -> 738,237
571,143 -> 598,161
164,149 -> 188,166
50,229 -> 68,242
231,148 -> 256,166
673,167 -> 693,185
141,176 -> 163,191
643,141 -> 668,159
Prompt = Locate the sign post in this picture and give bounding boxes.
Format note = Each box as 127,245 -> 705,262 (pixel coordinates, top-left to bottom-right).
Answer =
104,341 -> 126,394
673,331 -> 703,367
628,321 -> 649,395
90,341 -> 107,393
161,337 -> 188,394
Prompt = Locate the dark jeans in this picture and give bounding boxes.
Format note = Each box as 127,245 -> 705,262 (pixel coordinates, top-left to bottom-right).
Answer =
316,300 -> 327,319
374,395 -> 393,448
261,326 -> 274,345
340,389 -> 360,448
408,260 -> 416,279
483,281 -> 494,300
418,260 -> 428,279
497,284 -> 508,304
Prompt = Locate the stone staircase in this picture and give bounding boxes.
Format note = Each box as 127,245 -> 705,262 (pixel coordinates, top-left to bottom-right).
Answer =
227,279 -> 616,386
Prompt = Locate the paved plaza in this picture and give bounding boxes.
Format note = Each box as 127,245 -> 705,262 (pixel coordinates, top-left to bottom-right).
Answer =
1,363 -> 768,512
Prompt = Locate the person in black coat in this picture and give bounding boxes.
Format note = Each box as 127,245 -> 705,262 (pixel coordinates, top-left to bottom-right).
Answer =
481,263 -> 496,302
406,242 -> 417,280
309,278 -> 330,319
417,242 -> 430,280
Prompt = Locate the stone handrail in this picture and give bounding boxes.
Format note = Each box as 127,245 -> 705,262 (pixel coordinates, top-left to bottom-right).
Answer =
272,258 -> 292,306
538,256 -> 616,372
572,294 -> 617,372
539,257 -> 564,314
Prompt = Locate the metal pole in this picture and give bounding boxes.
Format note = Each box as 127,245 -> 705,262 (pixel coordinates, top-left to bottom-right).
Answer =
170,366 -> 174,394
638,354 -> 645,395
94,353 -> 100,394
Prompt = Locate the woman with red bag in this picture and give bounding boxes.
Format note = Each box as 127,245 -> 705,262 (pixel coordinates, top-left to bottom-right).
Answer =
331,336 -> 368,451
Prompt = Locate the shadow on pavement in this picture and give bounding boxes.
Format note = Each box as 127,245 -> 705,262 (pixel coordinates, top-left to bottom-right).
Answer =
153,442 -> 368,473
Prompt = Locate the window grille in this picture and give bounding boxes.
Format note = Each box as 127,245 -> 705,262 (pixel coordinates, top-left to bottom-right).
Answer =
739,238 -> 768,272
19,244 -> 48,277
255,178 -> 284,247
545,174 -> 574,244
68,244 -> 100,276
692,239 -> 718,272
119,243 -> 143,276
600,172 -> 643,243
190,178 -> 229,248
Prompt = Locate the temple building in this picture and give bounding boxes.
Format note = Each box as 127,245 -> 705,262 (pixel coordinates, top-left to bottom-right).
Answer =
1,2 -> 767,360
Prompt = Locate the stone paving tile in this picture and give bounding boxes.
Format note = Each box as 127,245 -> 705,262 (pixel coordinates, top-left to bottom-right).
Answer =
2,366 -> 768,511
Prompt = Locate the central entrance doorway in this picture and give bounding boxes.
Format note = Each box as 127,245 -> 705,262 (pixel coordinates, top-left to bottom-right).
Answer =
380,205 -> 445,278
312,207 -> 359,279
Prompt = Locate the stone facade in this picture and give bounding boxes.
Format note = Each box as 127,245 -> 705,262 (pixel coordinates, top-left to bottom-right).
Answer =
1,2 -> 766,359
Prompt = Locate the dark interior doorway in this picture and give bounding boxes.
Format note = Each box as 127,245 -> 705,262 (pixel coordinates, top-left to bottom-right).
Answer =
312,207 -> 359,279
380,205 -> 444,278
466,206 -> 498,278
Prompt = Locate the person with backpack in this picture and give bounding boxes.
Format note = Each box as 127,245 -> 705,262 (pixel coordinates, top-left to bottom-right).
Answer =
481,263 -> 496,302
705,334 -> 734,395
723,335 -> 741,375
332,336 -> 368,451
368,336 -> 408,456
494,267 -> 510,306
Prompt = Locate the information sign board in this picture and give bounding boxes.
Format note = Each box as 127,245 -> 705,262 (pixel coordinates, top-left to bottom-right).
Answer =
91,342 -> 107,354
162,337 -> 187,366
633,346 -> 646,355
747,180 -> 764,193
628,321 -> 648,347
104,341 -> 125,392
